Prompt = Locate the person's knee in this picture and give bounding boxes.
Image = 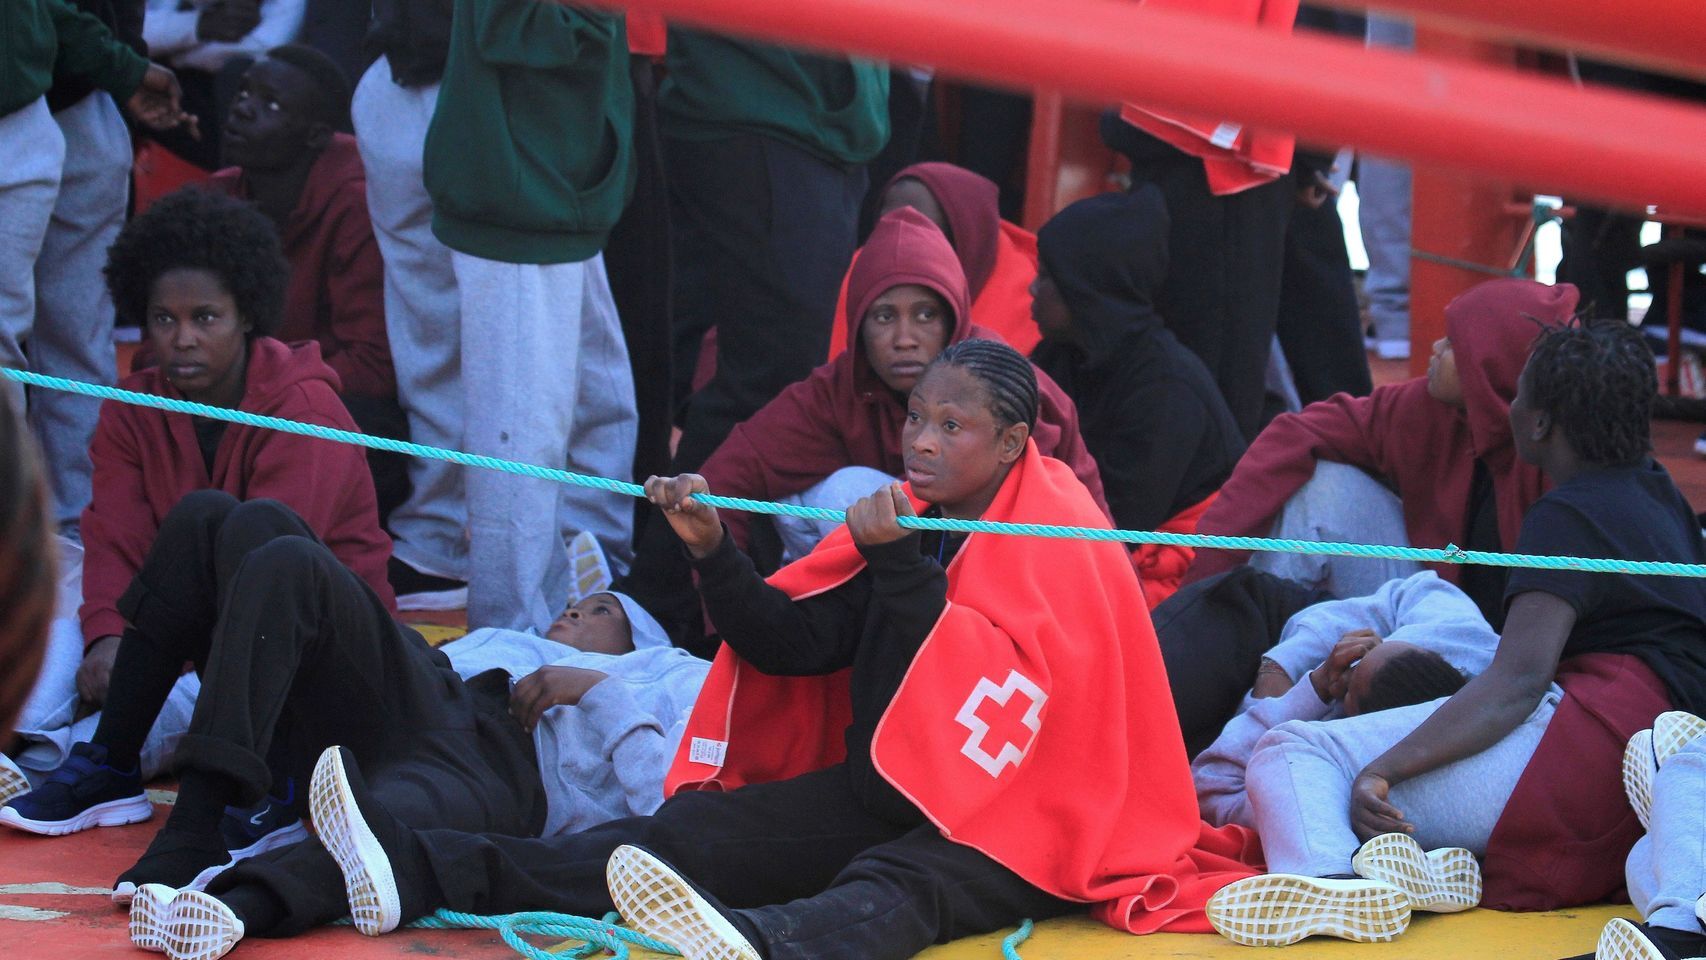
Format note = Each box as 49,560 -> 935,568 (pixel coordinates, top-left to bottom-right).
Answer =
162,489 -> 240,533
230,536 -> 338,598
214,499 -> 310,565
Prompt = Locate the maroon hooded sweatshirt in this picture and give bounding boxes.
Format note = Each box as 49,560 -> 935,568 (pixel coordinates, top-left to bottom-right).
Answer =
1187,278 -> 1578,586
700,207 -> 1109,551
208,134 -> 395,399
80,338 -> 396,647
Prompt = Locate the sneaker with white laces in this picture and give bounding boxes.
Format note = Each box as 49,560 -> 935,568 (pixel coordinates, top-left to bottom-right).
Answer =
0,742 -> 151,835
0,752 -> 28,807
1205,874 -> 1412,946
606,844 -> 762,960
309,746 -> 401,936
1351,833 -> 1481,912
129,885 -> 245,960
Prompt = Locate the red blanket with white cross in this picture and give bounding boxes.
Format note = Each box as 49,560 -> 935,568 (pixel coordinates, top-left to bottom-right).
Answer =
665,441 -> 1261,933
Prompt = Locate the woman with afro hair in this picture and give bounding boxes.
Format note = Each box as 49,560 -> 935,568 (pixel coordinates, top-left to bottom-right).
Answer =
0,188 -> 395,850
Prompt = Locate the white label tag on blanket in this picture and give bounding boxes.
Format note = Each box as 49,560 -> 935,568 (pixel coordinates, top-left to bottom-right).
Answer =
689,738 -> 728,767
1210,122 -> 1242,148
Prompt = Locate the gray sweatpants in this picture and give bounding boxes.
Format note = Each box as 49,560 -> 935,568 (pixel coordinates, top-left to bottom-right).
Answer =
1358,17 -> 1415,349
0,98 -> 65,376
454,252 -> 637,633
32,92 -> 130,533
1252,461 -> 1422,599
1630,737 -> 1706,934
1247,686 -> 1561,876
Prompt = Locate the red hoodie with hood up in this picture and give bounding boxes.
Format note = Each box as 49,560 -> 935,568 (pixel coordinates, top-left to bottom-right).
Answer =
80,338 -> 396,647
699,208 -> 1108,551
208,134 -> 395,399
1187,278 -> 1577,586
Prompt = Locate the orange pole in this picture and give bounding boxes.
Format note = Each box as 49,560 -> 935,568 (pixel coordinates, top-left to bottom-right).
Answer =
1310,0 -> 1706,79
611,0 -> 1706,218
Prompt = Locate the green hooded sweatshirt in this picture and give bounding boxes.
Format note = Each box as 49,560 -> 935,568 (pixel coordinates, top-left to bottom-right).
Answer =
2,0 -> 148,117
424,0 -> 634,265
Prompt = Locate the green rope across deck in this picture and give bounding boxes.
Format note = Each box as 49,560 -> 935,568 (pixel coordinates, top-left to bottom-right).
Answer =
10,366 -> 1706,578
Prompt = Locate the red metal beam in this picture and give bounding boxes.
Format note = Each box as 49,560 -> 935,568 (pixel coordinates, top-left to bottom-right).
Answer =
612,0 -> 1706,218
1314,0 -> 1706,80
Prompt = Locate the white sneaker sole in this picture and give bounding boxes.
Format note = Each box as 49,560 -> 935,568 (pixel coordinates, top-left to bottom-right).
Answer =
1206,874 -> 1412,946
1351,833 -> 1481,913
395,587 -> 469,612
0,755 -> 27,806
129,883 -> 176,952
1623,712 -> 1706,830
1653,712 -> 1706,766
568,531 -> 613,605
1597,918 -> 1672,960
130,885 -> 245,960
310,748 -> 400,936
606,845 -> 760,960
0,793 -> 153,836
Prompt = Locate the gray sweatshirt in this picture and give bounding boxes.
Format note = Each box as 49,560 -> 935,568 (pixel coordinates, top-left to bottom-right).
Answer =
1192,571 -> 1499,829
438,593 -> 709,836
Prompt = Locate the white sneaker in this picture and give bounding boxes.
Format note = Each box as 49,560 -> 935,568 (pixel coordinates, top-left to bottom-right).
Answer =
606,845 -> 761,960
0,753 -> 27,807
309,747 -> 400,937
1623,712 -> 1706,829
1351,833 -> 1481,912
568,530 -> 613,606
128,885 -> 244,960
1205,874 -> 1412,946
1596,918 -> 1682,960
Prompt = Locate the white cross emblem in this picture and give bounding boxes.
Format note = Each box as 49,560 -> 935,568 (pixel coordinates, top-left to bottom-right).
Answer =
953,669 -> 1047,778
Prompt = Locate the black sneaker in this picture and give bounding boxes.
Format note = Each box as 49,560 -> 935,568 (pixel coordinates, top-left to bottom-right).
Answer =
219,778 -> 309,861
387,556 -> 468,612
0,742 -> 151,835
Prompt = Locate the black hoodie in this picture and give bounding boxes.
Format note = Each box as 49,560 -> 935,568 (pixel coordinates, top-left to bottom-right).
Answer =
1030,188 -> 1246,533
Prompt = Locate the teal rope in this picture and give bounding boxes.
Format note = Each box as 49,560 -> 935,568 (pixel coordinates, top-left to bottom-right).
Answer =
1002,918 -> 1034,960
12,366 -> 1706,578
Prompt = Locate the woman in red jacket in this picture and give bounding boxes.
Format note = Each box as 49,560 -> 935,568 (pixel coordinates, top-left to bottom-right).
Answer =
73,187 -> 394,720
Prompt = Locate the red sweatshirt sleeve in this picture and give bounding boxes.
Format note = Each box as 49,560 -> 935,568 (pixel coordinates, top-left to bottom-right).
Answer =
319,181 -> 394,399
79,406 -> 159,647
1187,388 -> 1395,582
699,376 -> 856,551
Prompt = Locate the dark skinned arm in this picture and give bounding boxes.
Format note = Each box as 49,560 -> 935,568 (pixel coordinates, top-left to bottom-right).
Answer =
1349,591 -> 1577,840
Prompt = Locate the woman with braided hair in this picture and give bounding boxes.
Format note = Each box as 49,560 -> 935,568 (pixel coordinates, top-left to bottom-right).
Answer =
249,337 -> 1263,960
1204,319 -> 1706,946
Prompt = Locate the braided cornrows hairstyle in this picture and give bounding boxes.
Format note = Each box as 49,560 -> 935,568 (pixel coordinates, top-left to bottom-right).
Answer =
1357,648 -> 1468,716
929,338 -> 1039,430
0,389 -> 56,732
1525,317 -> 1655,467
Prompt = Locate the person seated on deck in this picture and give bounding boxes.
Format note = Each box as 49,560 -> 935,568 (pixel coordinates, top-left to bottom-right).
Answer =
1186,277 -> 1579,626
1202,319 -> 1706,947
825,161 -> 1043,357
0,188 -> 394,839
0,490 -> 705,930
144,339 -> 1264,960
620,207 -> 1107,653
1561,710 -> 1706,960
131,46 -> 408,520
1029,187 -> 1246,609
0,389 -> 57,766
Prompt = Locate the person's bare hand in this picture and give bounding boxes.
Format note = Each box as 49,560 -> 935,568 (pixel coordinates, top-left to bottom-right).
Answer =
1310,629 -> 1381,702
196,0 -> 261,42
1351,769 -> 1414,841
126,64 -> 199,137
509,666 -> 608,731
1297,168 -> 1339,210
846,483 -> 914,548
644,474 -> 722,558
76,635 -> 123,707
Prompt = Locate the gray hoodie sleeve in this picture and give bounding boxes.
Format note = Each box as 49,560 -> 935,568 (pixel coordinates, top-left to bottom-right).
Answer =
570,676 -> 689,818
1194,676 -> 1339,829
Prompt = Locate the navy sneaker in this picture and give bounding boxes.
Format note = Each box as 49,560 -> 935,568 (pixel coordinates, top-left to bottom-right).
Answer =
219,778 -> 309,861
0,742 -> 151,835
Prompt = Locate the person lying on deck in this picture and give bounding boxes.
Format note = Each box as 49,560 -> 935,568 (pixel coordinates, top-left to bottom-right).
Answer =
0,491 -> 705,934
1202,319 -> 1706,947
1186,277 -> 1578,626
129,339 -> 1263,960
1029,187 -> 1246,609
620,207 -> 1107,653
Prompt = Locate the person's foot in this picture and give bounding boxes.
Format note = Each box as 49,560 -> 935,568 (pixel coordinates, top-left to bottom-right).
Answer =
387,556 -> 468,612
128,884 -> 245,960
114,829 -> 233,905
568,530 -> 613,604
1351,833 -> 1481,913
0,742 -> 151,835
0,752 -> 28,806
219,779 -> 310,861
606,845 -> 762,960
1594,918 -> 1706,960
1623,711 -> 1706,829
1205,874 -> 1412,946
310,746 -> 405,936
